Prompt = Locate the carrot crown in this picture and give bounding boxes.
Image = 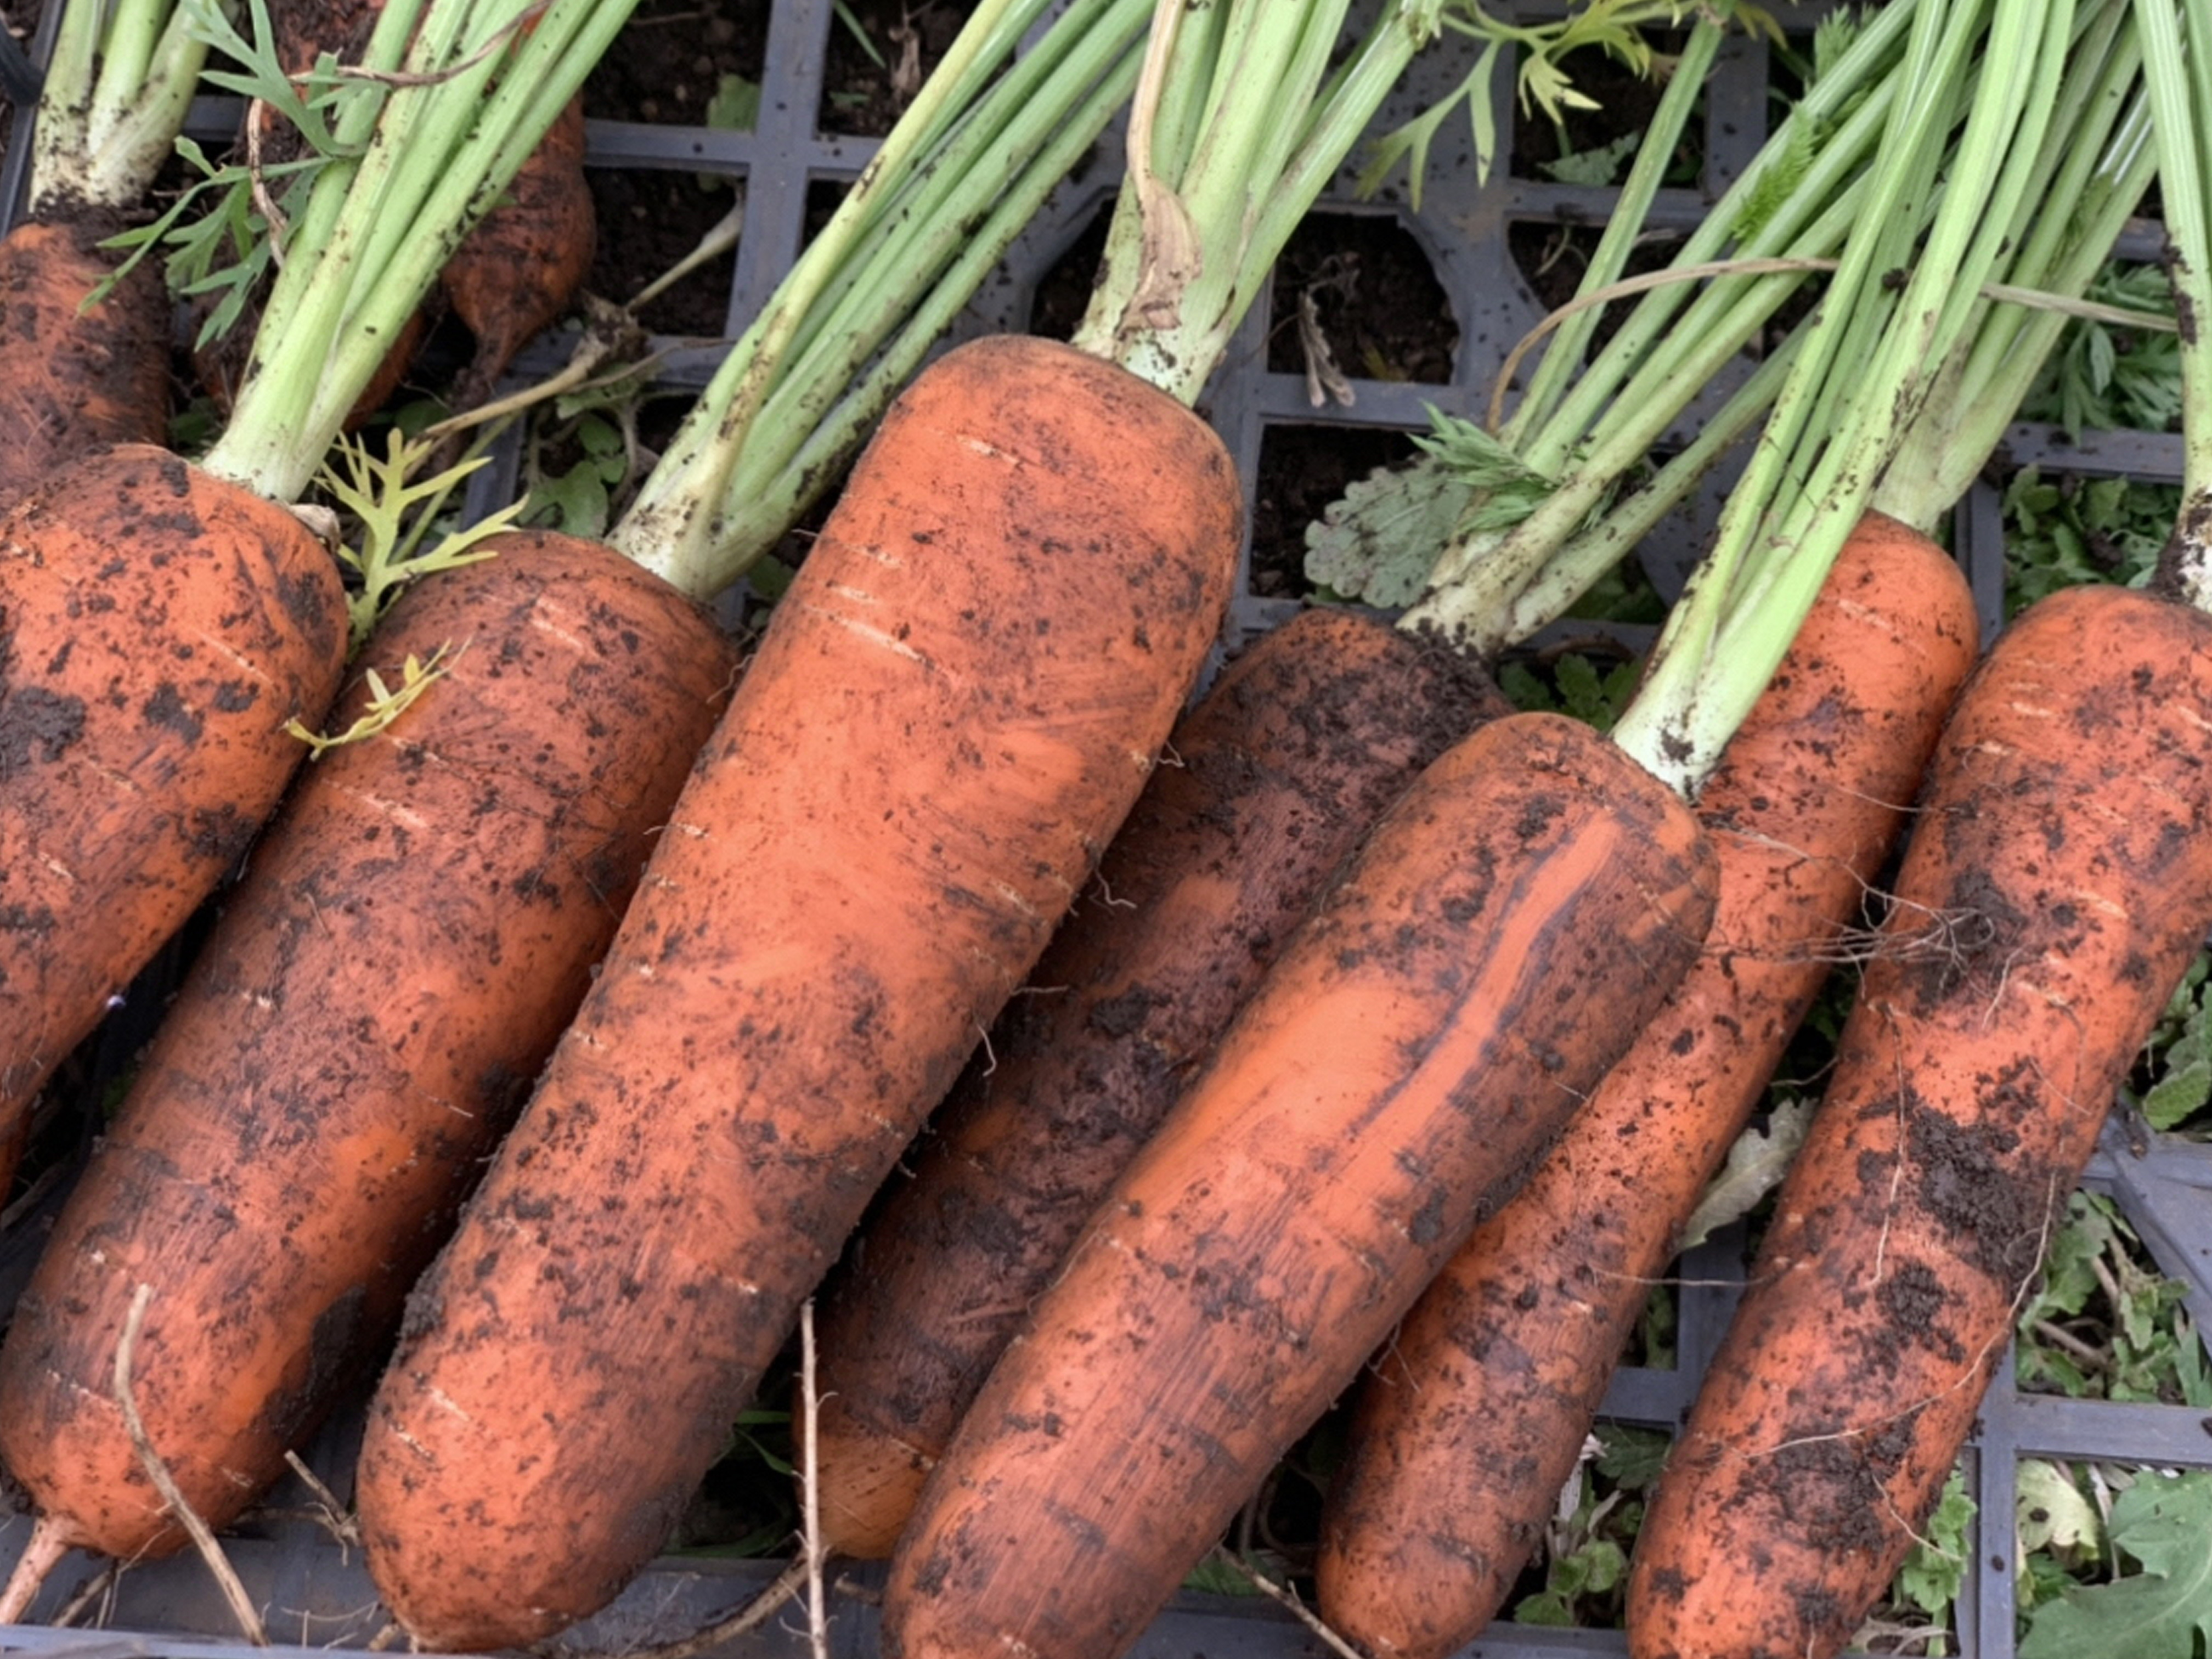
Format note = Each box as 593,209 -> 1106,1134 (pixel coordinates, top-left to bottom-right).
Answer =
1065,0 -> 1447,407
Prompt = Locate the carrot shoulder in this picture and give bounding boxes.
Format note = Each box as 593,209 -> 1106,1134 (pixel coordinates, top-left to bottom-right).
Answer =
811,606 -> 1508,1557
1626,580 -> 2212,1659
1313,514 -> 1978,1659
882,709 -> 1719,1659
0,532 -> 732,1577
353,333 -> 1242,1652
0,221 -> 173,514
0,446 -> 347,1196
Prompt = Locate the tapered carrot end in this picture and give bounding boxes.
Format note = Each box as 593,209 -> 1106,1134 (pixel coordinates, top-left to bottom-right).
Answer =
814,1396 -> 933,1560
0,1514 -> 76,1623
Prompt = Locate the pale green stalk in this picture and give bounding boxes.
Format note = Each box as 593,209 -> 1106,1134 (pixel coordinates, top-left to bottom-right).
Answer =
1389,13 -> 1922,654
1497,333 -> 1805,641
1506,16 -> 1727,446
1612,0 -> 2076,798
29,0 -> 220,211
200,0 -> 629,502
1877,11 -> 2150,529
611,0 -> 1150,592
699,37 -> 1148,577
1071,1 -> 1447,407
2134,0 -> 2212,605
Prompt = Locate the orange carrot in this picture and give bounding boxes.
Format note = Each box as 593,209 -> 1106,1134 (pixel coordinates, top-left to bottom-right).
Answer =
0,219 -> 174,513
0,532 -> 732,1594
351,332 -> 1240,1651
879,709 -> 1718,1659
1313,514 -> 1977,1659
811,609 -> 1509,1556
0,445 -> 347,1200
1623,581 -> 2212,1659
441,93 -> 595,407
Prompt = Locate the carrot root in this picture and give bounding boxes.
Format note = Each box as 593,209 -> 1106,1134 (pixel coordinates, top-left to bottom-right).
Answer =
0,532 -> 733,1564
0,220 -> 173,515
811,607 -> 1508,1557
0,445 -> 348,1195
882,710 -> 1719,1659
0,1513 -> 74,1623
354,334 -> 1242,1651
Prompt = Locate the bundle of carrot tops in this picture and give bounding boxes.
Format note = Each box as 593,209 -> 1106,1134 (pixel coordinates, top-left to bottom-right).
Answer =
0,2 -> 2204,1658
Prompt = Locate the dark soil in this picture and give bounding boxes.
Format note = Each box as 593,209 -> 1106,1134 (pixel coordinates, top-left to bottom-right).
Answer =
819,0 -> 975,137
585,170 -> 740,337
1266,211 -> 1458,386
584,1 -> 766,127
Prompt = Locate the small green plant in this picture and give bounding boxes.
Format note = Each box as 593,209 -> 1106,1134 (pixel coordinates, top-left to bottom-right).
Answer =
316,428 -> 525,646
2018,1470 -> 2212,1658
2001,469 -> 2181,617
285,644 -> 463,756
1360,1 -> 1781,201
2126,951 -> 2212,1136
1499,648 -> 1641,732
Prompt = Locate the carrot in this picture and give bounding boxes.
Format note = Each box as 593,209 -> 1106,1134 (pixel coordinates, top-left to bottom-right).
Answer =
1622,583 -> 2212,1659
0,218 -> 173,512
811,608 -> 1510,1556
0,533 -> 732,1592
0,0 -> 227,514
0,0 -> 1164,1610
1313,7 -> 2157,1635
351,330 -> 1239,1650
1312,515 -> 1977,1659
441,92 -> 595,408
0,445 -> 347,1200
348,9 -> 1524,1644
1621,8 -> 2205,1651
881,710 -> 1717,1659
0,0 -> 1163,1624
884,6 -> 2098,1655
807,0 -> 1911,1562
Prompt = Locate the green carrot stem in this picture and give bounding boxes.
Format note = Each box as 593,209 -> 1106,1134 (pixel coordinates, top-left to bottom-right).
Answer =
611,0 -> 1147,592
200,0 -> 632,503
1612,0 -> 2077,798
29,0 -> 218,211
1876,11 -> 2150,531
1505,14 -> 1727,447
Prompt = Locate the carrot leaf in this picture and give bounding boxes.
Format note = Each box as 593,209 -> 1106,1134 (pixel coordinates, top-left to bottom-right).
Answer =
285,642 -> 464,757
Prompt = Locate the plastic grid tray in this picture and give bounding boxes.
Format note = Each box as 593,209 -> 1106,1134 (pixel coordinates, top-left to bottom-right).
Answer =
4,2 -> 2212,1656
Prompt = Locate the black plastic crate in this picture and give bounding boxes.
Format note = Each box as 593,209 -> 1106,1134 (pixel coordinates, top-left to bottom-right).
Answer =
3,4 -> 2209,1656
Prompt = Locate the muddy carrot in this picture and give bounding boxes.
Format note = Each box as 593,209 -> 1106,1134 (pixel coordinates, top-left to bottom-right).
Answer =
0,0 -> 210,509
810,610 -> 1511,1556
1626,5 -> 2212,1653
881,7 -> 2087,1659
1317,12 -> 2152,1647
349,3 -> 1453,1649
0,0 -> 1153,1613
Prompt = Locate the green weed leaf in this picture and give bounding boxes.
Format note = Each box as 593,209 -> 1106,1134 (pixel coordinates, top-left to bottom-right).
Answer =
2018,1472 -> 2212,1659
1894,1468 -> 1973,1625
1304,454 -> 1470,608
